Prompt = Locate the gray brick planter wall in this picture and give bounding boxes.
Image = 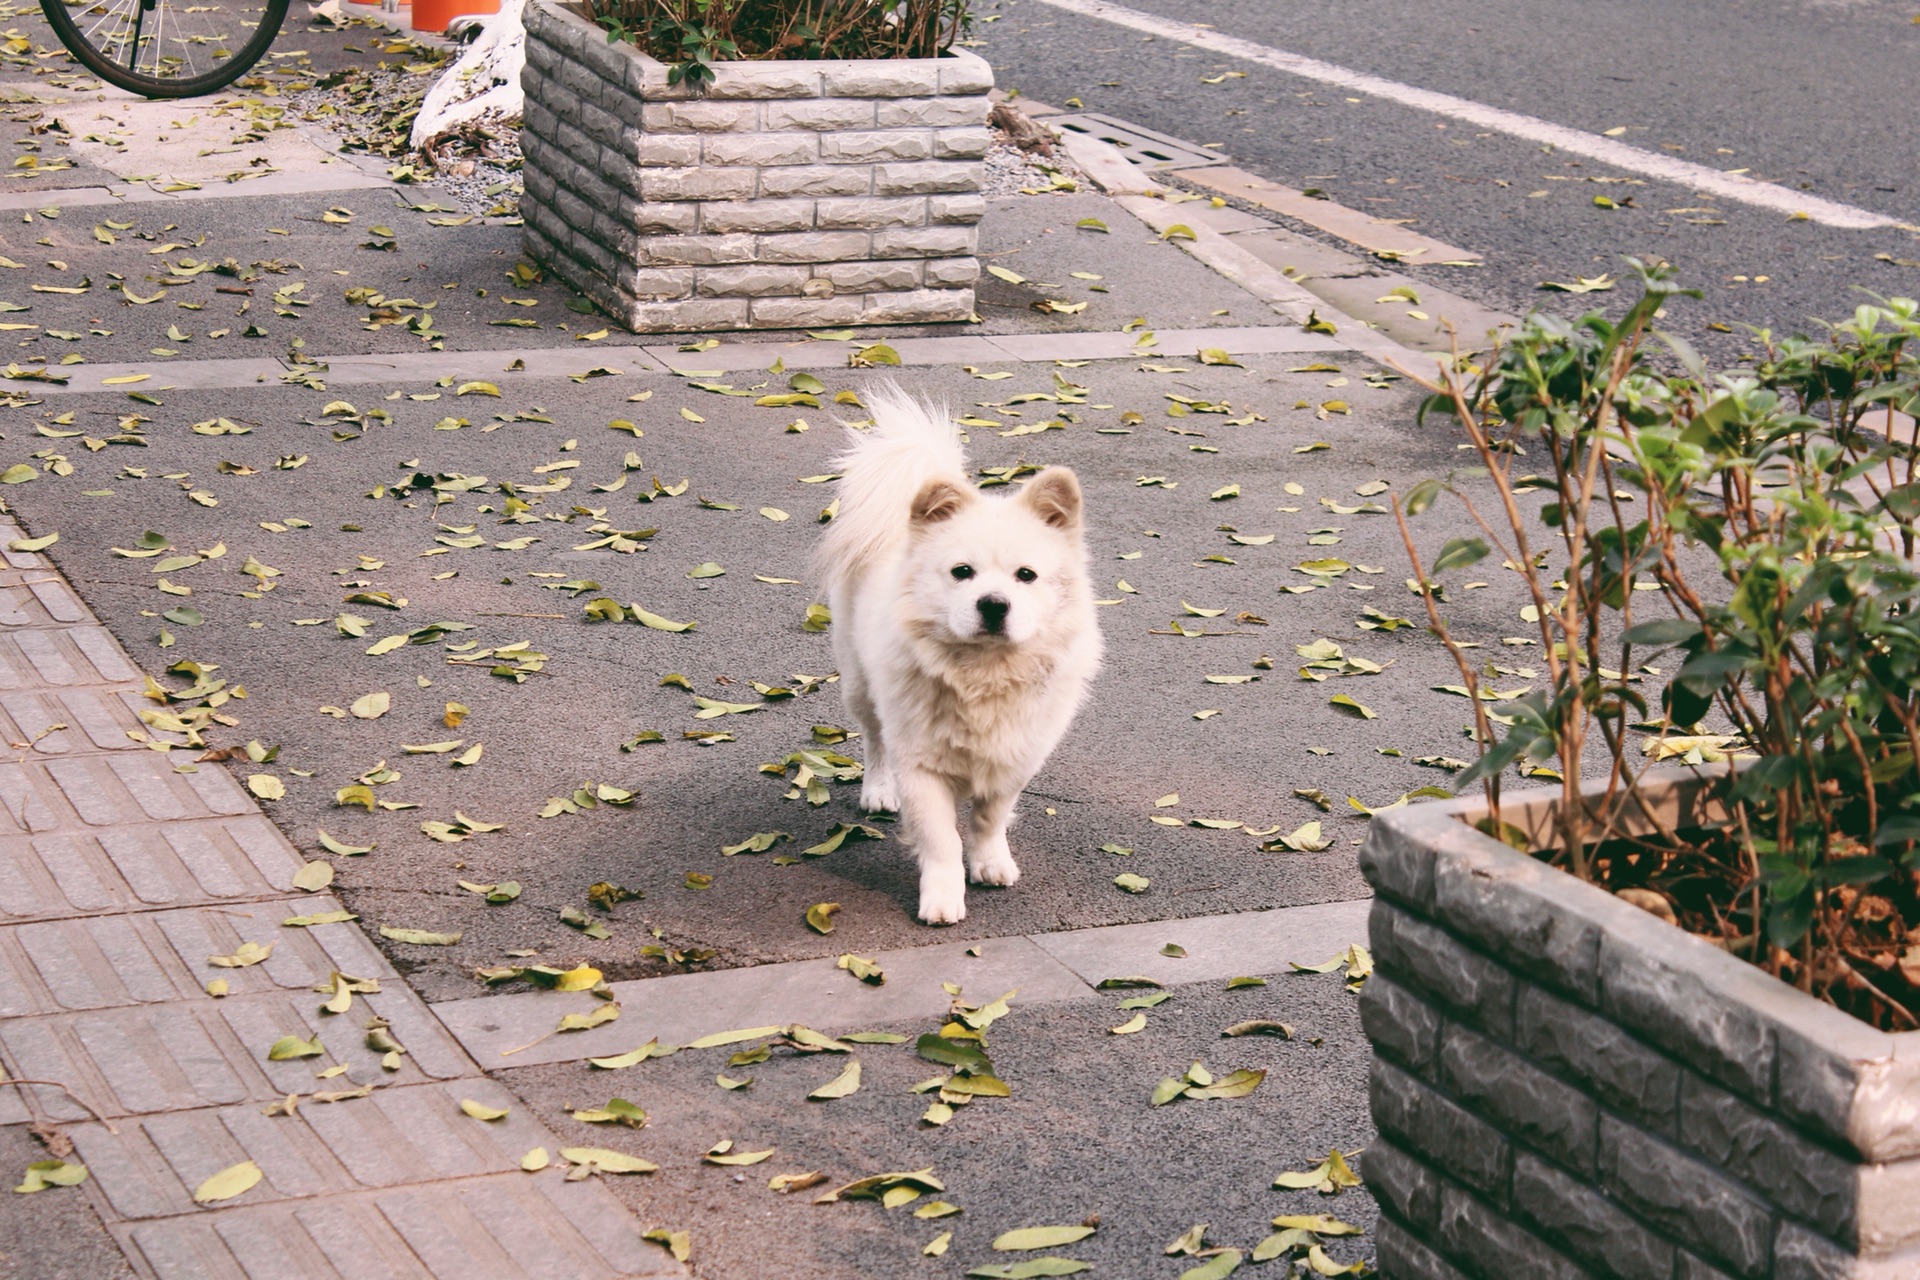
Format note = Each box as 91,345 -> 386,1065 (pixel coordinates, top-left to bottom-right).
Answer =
1358,769 -> 1920,1280
518,0 -> 988,332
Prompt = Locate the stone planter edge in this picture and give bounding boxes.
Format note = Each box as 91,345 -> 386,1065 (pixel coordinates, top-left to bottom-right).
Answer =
522,0 -> 995,101
1360,765 -> 1920,1279
518,0 -> 990,332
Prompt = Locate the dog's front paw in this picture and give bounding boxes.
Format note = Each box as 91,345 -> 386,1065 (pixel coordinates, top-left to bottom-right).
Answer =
860,768 -> 902,814
968,839 -> 1021,887
917,872 -> 967,925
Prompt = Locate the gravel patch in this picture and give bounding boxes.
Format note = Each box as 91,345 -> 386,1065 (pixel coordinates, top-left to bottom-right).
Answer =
983,129 -> 1087,196
289,55 -> 1084,217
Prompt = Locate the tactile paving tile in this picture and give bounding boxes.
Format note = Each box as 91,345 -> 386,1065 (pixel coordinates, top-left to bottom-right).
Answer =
0,963 -> 473,1122
0,625 -> 143,690
0,814 -> 306,923
68,1080 -> 555,1220
120,1171 -> 682,1280
0,575 -> 93,629
0,511 -> 687,1278
0,897 -> 398,1018
0,685 -> 151,754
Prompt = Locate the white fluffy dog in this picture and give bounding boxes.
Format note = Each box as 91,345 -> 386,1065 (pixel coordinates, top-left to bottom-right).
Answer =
816,384 -> 1103,924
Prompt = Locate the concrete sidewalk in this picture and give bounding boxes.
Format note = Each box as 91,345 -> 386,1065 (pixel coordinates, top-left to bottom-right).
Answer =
0,35 -> 1475,1276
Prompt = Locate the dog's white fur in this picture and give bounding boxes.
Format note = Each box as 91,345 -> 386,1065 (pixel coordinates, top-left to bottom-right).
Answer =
815,384 -> 1102,924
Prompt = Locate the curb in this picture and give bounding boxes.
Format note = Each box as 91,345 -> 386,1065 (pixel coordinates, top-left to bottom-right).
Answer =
1056,128 -> 1444,372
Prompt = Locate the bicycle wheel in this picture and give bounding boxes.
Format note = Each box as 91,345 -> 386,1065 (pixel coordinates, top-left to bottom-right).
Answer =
40,0 -> 291,98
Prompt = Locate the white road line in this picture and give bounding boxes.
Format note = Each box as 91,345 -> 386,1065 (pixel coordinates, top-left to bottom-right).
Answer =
1021,0 -> 1905,231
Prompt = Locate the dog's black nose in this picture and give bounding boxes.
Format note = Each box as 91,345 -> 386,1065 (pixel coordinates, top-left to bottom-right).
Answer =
976,593 -> 1010,634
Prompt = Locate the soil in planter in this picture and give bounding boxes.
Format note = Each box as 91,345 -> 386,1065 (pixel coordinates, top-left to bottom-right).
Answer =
1521,821 -> 1920,1033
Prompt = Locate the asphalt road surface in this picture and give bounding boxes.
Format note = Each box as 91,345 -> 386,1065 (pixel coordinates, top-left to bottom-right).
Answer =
979,0 -> 1920,359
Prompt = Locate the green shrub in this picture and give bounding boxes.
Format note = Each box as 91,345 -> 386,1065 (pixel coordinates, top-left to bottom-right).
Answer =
1401,258 -> 1920,1029
583,0 -> 972,92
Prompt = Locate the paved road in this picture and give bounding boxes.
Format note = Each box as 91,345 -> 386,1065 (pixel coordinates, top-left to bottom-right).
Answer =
980,0 -> 1920,358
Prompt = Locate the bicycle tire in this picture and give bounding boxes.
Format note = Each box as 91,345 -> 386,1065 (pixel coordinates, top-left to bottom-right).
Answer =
40,0 -> 291,98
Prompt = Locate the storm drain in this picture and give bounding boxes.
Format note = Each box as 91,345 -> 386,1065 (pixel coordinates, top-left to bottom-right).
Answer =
1046,112 -> 1229,171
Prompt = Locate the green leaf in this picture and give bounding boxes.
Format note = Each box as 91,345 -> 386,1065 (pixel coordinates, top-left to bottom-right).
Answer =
317,829 -> 373,857
267,1033 -> 323,1060
1180,1250 -> 1244,1280
631,603 -> 696,632
1328,694 -> 1376,720
290,860 -> 334,892
967,1261 -> 1093,1279
1184,1067 -> 1266,1099
993,1225 -> 1097,1251
283,909 -> 357,927
808,1058 -> 862,1099
686,1025 -> 784,1050
1621,618 -> 1703,647
557,1003 -> 622,1033
13,1159 -> 88,1193
850,343 -> 902,367
1432,536 -> 1489,573
571,1097 -> 648,1126
805,822 -> 885,855
722,830 -> 791,856
192,1160 -> 263,1204
559,1146 -> 657,1173
589,1042 -> 661,1069
379,926 -> 462,946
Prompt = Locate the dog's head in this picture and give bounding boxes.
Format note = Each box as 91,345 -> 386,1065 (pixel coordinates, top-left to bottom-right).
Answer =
905,467 -> 1086,645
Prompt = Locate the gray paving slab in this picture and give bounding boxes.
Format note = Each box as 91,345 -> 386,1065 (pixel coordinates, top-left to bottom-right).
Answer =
981,325 -> 1346,362
434,898 -> 1367,1068
318,346 -> 672,386
119,1172 -> 683,1280
1030,896 -> 1370,986
0,168 -> 393,213
24,322 -> 1350,398
644,335 -> 1011,374
436,931 -> 1101,1068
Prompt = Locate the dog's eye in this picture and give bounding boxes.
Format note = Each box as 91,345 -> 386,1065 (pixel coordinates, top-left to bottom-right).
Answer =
950,564 -> 975,581
1015,567 -> 1038,583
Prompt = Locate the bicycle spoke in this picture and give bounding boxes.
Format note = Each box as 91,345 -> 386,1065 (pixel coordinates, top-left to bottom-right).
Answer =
42,0 -> 286,95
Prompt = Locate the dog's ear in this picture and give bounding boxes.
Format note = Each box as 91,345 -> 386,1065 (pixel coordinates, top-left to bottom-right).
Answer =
1020,467 -> 1083,530
911,477 -> 971,525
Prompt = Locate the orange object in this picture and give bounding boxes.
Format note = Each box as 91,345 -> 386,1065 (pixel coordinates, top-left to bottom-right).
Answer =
412,0 -> 496,32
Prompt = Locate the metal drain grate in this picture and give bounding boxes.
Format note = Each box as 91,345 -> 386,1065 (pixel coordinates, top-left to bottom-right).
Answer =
1047,112 -> 1229,171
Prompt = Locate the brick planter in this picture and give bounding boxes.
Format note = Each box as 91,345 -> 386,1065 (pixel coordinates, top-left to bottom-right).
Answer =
1359,768 -> 1920,1280
518,0 -> 989,333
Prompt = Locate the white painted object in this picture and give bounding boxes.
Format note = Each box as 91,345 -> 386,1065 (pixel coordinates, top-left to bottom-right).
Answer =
409,0 -> 527,149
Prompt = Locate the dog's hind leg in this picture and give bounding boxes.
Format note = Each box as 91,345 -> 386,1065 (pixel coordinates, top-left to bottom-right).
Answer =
841,669 -> 901,813
965,783 -> 1022,888
901,768 -> 966,924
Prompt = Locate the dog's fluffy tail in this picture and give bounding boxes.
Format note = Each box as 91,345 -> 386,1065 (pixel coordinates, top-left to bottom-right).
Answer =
815,381 -> 968,591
